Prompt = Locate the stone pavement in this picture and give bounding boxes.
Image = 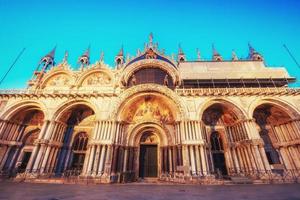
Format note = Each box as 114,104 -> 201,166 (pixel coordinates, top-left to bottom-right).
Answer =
0,182 -> 300,200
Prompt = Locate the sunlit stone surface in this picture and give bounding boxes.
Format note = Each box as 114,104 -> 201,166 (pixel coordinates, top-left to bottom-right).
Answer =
0,35 -> 299,184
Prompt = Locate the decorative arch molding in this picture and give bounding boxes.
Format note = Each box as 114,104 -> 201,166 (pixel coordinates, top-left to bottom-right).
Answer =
110,84 -> 187,121
0,100 -> 48,121
52,99 -> 100,122
75,67 -> 114,87
248,97 -> 300,119
126,121 -> 174,146
40,69 -> 75,89
197,97 -> 248,120
121,59 -> 180,86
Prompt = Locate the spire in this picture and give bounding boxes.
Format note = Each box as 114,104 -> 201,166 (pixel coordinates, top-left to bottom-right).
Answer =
232,50 -> 238,61
212,44 -> 222,61
248,43 -> 263,61
117,46 -> 124,56
100,51 -> 104,62
149,32 -> 153,46
248,43 -> 255,55
115,46 -> 124,68
78,46 -> 90,69
178,44 -> 184,55
40,46 -> 56,71
63,50 -> 68,62
177,44 -> 186,62
196,48 -> 201,61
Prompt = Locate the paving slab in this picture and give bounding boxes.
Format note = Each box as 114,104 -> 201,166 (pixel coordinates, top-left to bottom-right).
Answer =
0,181 -> 299,200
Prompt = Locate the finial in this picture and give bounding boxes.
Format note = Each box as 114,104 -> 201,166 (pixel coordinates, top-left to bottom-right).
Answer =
248,43 -> 263,61
78,46 -> 90,69
212,44 -> 218,56
178,44 -> 184,55
137,48 -> 141,56
196,48 -> 201,61
212,44 -> 222,61
100,51 -> 104,62
232,50 -> 238,61
149,32 -> 153,46
177,44 -> 186,62
117,45 -> 124,56
63,50 -> 68,62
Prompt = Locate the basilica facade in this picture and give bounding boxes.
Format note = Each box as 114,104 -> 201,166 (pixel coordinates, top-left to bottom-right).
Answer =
0,36 -> 300,184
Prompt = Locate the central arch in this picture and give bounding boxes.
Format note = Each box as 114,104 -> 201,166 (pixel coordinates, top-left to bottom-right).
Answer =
128,122 -> 170,179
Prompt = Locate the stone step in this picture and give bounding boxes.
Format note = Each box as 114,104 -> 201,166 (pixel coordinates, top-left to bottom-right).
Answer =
229,176 -> 253,184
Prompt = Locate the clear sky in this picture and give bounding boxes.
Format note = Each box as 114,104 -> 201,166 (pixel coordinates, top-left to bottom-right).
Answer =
0,0 -> 300,89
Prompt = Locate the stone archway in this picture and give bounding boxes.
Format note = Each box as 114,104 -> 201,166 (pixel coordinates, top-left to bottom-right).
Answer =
252,101 -> 300,171
0,102 -> 45,176
138,131 -> 159,178
201,101 -> 249,177
128,123 -> 170,180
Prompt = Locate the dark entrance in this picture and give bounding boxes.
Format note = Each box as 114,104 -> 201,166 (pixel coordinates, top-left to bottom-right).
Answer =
18,151 -> 32,173
70,132 -> 88,171
210,131 -> 228,176
139,144 -> 158,178
71,153 -> 85,170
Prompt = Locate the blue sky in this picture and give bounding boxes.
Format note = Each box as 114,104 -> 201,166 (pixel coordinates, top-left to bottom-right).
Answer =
0,0 -> 300,88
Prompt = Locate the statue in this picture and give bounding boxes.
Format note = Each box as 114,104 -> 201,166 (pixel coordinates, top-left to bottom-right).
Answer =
131,74 -> 137,86
164,74 -> 169,86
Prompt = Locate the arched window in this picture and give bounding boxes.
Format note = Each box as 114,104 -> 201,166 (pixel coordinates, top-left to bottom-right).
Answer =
72,132 -> 88,152
70,132 -> 88,171
128,67 -> 173,87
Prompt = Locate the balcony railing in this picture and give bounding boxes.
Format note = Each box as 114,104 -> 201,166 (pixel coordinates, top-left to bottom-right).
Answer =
0,87 -> 299,96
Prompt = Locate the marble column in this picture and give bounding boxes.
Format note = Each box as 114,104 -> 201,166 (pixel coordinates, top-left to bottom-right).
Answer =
86,145 -> 96,175
199,145 -> 207,175
92,145 -> 101,175
98,145 -> 106,175
195,145 -> 202,175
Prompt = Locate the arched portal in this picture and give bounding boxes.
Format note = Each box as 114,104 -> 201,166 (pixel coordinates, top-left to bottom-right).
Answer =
54,104 -> 95,176
139,131 -> 159,178
201,101 -> 247,176
0,104 -> 44,175
253,102 -> 300,170
16,130 -> 39,173
114,92 -> 180,182
210,131 -> 227,175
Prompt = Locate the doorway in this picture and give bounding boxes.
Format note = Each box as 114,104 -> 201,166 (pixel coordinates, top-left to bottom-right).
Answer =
210,131 -> 228,176
18,151 -> 32,173
139,144 -> 158,178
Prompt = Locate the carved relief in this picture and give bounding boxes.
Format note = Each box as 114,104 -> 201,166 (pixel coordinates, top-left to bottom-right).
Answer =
82,72 -> 111,86
46,74 -> 71,87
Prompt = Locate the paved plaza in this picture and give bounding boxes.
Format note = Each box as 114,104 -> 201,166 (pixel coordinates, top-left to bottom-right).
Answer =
0,182 -> 299,200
